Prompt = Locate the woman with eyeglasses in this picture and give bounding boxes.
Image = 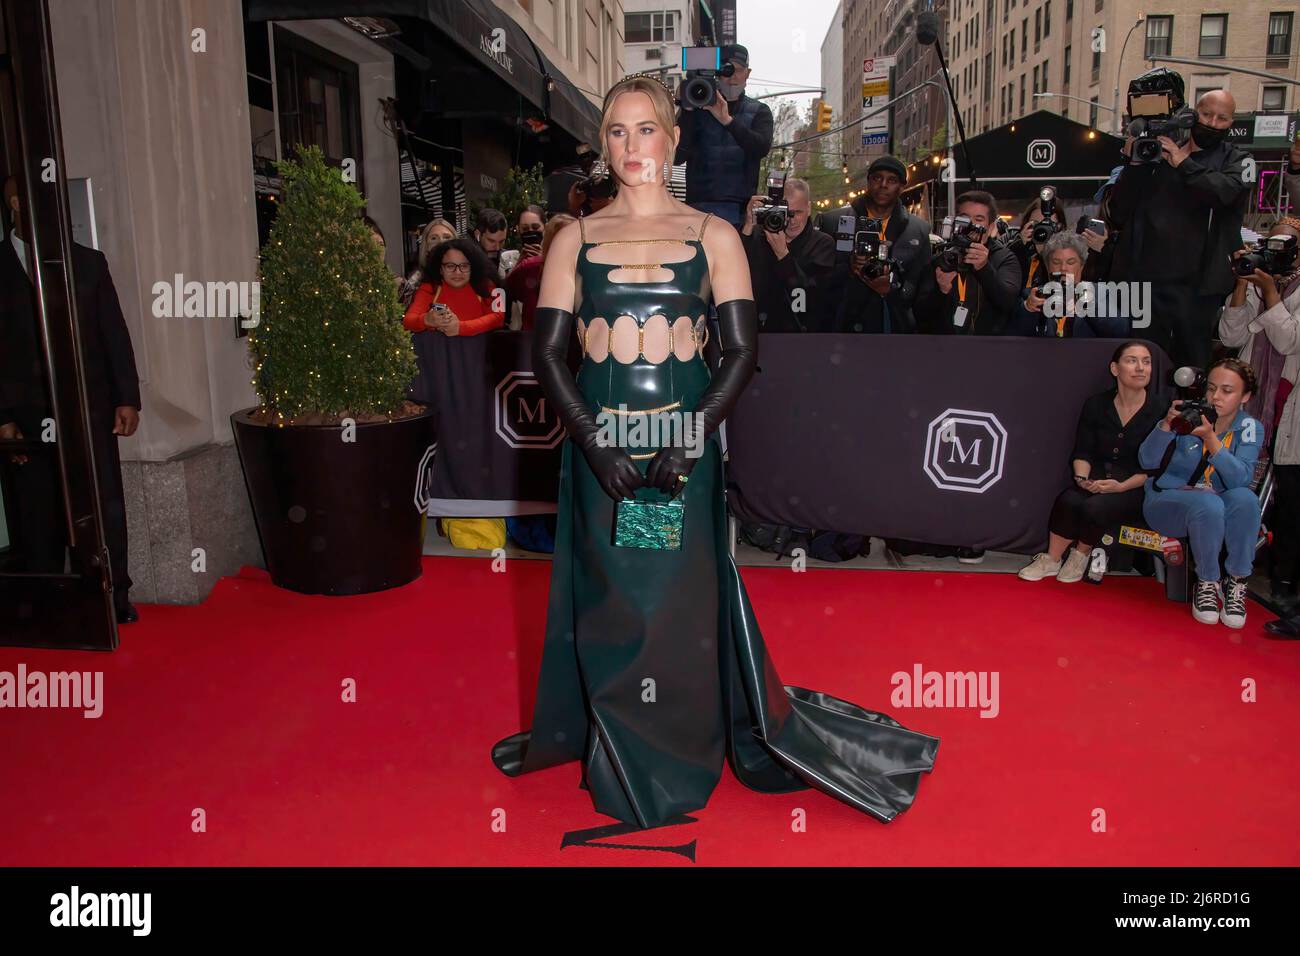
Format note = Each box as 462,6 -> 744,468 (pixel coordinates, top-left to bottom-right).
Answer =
1020,341 -> 1165,582
401,237 -> 503,336
400,218 -> 458,309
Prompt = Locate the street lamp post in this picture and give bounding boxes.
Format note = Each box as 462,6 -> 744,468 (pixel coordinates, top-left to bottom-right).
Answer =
1034,91 -> 1118,119
1112,17 -> 1146,136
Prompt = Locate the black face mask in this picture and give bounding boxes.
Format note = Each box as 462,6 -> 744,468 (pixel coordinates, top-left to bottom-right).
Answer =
1191,122 -> 1229,149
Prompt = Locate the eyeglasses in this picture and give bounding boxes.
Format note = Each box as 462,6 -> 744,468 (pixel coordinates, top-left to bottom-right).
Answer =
441,262 -> 471,273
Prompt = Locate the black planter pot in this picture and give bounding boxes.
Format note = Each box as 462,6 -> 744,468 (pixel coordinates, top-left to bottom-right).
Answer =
231,408 -> 435,595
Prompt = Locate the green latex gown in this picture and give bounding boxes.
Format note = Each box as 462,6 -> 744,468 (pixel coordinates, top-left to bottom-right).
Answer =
491,215 -> 939,829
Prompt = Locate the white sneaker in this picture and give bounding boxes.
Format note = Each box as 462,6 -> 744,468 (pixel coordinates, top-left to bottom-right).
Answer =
1220,576 -> 1248,629
1018,552 -> 1062,581
1057,549 -> 1089,583
1192,579 -> 1221,625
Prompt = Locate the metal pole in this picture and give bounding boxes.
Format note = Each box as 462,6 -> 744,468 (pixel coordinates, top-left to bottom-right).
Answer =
1149,54 -> 1300,87
946,83 -> 955,217
1113,17 -> 1145,136
1034,91 -> 1117,114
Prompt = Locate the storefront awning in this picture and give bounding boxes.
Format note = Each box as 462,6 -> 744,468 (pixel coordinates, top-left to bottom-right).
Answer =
248,0 -> 600,145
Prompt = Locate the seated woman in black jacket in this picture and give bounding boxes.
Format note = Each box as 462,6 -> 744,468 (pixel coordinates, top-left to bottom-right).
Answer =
1019,341 -> 1166,582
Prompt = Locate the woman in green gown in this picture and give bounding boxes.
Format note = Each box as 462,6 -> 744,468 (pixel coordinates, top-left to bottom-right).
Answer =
491,75 -> 939,829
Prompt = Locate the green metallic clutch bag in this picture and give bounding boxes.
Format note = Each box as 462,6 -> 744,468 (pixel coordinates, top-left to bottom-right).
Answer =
613,492 -> 685,550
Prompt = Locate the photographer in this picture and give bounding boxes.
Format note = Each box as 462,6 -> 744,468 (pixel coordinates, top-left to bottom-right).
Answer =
1009,190 -> 1068,293
1219,218 -> 1300,609
1138,359 -> 1262,628
821,156 -> 932,333
673,44 -> 774,228
1012,232 -> 1132,337
741,176 -> 836,332
914,190 -> 1022,334
1108,75 -> 1251,367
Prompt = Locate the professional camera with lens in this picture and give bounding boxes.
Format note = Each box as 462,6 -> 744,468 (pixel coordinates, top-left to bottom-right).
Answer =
1169,366 -> 1218,435
755,171 -> 789,233
1233,234 -> 1300,278
935,214 -> 987,272
1030,186 -> 1062,244
680,46 -> 736,110
1126,67 -> 1197,165
1010,186 -> 1062,249
835,215 -> 901,281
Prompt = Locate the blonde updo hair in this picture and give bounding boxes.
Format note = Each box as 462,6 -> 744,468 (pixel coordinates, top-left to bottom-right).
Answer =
597,76 -> 680,174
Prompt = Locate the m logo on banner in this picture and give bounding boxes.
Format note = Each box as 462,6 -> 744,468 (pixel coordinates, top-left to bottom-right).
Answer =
1027,139 -> 1056,169
495,371 -> 564,449
923,409 -> 1008,493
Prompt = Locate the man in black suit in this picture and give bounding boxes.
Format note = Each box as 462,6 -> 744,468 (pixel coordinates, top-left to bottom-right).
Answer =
1,174 -> 141,623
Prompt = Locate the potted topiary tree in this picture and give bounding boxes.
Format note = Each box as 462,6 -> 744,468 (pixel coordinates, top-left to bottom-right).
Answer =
232,145 -> 432,595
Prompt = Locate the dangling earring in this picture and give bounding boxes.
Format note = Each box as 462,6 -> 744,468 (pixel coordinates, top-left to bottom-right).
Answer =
662,159 -> 672,186
591,156 -> 609,179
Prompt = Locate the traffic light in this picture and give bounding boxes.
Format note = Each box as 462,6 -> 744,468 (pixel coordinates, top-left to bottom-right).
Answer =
816,100 -> 833,132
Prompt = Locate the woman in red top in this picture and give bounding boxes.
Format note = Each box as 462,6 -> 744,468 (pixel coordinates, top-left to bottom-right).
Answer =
403,237 -> 503,335
504,213 -> 575,331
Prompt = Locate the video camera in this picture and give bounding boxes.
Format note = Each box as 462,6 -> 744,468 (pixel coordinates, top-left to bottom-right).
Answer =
935,214 -> 987,272
756,170 -> 789,233
681,46 -> 736,110
1170,366 -> 1218,435
1233,234 -> 1300,278
1126,67 -> 1196,165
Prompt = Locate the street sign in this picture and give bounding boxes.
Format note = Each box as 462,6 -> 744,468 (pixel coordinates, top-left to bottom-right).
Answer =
860,56 -> 895,151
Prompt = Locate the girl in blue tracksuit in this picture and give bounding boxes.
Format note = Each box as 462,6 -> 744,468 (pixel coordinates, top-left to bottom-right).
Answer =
1139,359 -> 1262,627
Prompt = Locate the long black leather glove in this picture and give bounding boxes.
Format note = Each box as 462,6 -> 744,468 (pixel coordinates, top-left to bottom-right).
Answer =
534,306 -> 644,501
644,298 -> 759,494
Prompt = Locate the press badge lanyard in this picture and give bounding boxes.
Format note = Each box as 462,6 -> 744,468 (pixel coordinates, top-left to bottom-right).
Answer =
1198,431 -> 1234,488
953,274 -> 970,328
877,216 -> 891,241
1024,258 -> 1039,290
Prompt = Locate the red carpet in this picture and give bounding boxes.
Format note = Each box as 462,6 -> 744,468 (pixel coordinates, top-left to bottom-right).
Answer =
1,557 -> 1297,866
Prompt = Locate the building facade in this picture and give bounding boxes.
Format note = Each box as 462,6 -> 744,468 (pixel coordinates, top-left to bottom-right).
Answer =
948,0 -> 1300,138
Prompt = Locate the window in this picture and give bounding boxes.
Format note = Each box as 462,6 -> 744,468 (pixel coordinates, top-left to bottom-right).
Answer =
1010,28 -> 1015,62
1268,12 -> 1293,57
1146,16 -> 1173,58
1200,14 -> 1227,58
624,11 -> 676,43
1263,85 -> 1286,110
1090,95 -> 1099,127
1002,33 -> 1008,66
1066,0 -> 1073,20
1020,74 -> 1026,111
1004,0 -> 1010,23
1022,18 -> 1028,58
985,52 -> 993,102
1044,1 -> 1051,37
1063,45 -> 1071,84
1033,65 -> 1039,94
1035,9 -> 1041,48
273,27 -> 362,185
1091,46 -> 1101,82
1094,0 -> 1102,11
1042,59 -> 1049,93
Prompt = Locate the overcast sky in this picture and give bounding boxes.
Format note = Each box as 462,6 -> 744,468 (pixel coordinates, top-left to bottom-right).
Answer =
736,0 -> 842,113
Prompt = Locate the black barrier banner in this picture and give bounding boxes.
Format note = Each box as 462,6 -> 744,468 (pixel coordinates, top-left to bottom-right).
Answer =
411,330 -> 564,512
725,336 -> 1173,554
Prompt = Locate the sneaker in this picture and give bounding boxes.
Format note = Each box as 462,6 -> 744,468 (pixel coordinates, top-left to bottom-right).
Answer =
1220,576 -> 1248,629
1018,552 -> 1062,581
1057,549 -> 1089,583
957,548 -> 986,564
1192,579 -> 1221,625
